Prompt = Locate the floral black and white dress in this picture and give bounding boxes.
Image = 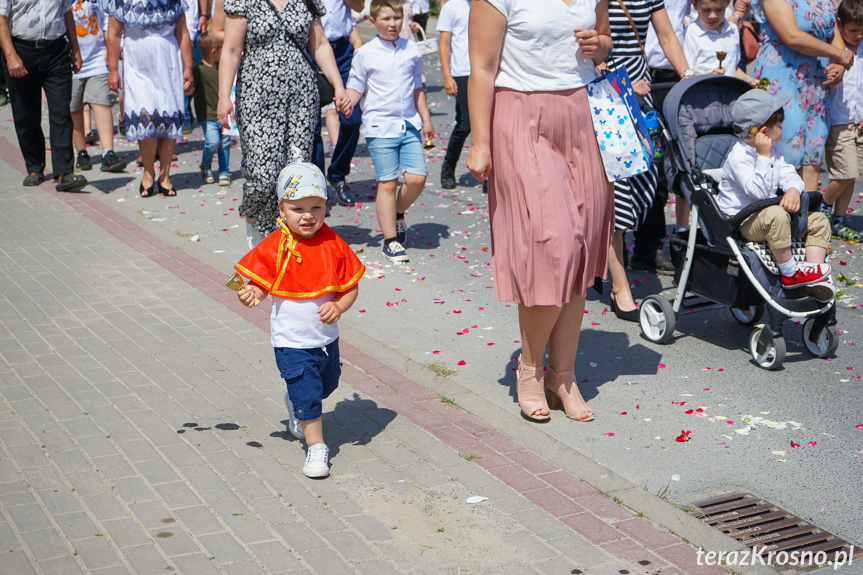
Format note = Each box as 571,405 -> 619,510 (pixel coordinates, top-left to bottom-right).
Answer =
223,0 -> 322,235
109,0 -> 185,141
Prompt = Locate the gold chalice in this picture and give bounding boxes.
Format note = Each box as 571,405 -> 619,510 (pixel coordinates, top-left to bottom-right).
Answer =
225,272 -> 245,291
424,138 -> 435,150
758,77 -> 771,90
716,51 -> 727,70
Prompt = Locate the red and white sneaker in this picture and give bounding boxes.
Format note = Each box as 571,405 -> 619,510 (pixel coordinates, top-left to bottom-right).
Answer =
780,263 -> 830,288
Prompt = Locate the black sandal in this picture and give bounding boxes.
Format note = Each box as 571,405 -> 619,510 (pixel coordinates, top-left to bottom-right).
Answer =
139,181 -> 156,197
159,183 -> 177,197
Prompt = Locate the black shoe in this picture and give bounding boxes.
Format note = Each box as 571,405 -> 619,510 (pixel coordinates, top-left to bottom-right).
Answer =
100,150 -> 128,173
55,173 -> 87,192
23,172 -> 44,186
85,131 -> 99,145
0,92 -> 8,106
76,150 -> 92,171
330,180 -> 356,206
630,249 -> 675,276
440,162 -> 456,189
609,292 -> 640,322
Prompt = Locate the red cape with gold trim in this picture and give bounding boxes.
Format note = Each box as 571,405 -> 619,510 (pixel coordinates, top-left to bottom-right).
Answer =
234,222 -> 364,299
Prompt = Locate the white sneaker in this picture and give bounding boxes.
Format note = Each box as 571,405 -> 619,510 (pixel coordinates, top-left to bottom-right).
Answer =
303,443 -> 330,478
283,391 -> 304,440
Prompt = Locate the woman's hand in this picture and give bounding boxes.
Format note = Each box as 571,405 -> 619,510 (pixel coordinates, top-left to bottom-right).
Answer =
182,68 -> 194,95
335,87 -> 353,118
574,29 -> 604,63
107,69 -> 121,91
835,49 -> 854,70
633,79 -> 651,97
466,144 -> 492,182
217,97 -> 234,130
823,62 -> 845,88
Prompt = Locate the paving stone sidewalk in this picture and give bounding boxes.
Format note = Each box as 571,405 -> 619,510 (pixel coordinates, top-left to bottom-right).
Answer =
0,103 -> 762,574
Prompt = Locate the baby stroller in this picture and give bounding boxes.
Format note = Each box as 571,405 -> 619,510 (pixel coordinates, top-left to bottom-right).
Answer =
637,76 -> 838,370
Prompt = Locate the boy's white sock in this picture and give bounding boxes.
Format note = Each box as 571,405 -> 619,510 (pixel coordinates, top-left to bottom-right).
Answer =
778,258 -> 797,277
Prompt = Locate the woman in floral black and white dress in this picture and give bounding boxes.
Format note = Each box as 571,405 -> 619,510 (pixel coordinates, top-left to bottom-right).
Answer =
217,0 -> 351,245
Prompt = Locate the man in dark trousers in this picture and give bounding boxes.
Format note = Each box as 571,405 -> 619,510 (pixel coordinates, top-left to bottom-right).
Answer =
312,0 -> 362,208
0,0 -> 87,190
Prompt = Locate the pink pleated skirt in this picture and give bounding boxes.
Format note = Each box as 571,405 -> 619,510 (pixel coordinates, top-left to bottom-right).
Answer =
489,87 -> 615,307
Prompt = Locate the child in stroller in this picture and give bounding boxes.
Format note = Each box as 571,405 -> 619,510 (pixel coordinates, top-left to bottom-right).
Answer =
637,75 -> 838,370
717,89 -> 836,303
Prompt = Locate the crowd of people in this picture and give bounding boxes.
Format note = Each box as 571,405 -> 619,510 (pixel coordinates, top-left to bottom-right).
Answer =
1,0 -> 860,478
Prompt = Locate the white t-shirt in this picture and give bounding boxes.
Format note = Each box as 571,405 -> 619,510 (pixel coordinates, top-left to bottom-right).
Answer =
184,0 -> 199,39
436,0 -> 470,77
271,294 -> 339,348
829,43 -> 863,126
684,18 -> 739,76
322,0 -> 354,41
411,0 -> 430,14
484,0 -> 599,91
347,36 -> 423,138
644,0 -> 688,71
72,0 -> 109,78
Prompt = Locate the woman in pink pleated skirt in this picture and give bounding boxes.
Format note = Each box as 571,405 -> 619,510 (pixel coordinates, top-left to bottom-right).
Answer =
467,0 -> 614,422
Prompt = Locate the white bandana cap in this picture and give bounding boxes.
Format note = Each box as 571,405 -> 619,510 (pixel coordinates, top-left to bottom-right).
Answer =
277,147 -> 328,202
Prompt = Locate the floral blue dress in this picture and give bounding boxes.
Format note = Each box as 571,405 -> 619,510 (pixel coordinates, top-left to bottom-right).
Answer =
751,0 -> 838,168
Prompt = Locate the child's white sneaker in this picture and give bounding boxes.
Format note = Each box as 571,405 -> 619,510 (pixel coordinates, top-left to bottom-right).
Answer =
303,443 -> 330,478
283,391 -> 304,440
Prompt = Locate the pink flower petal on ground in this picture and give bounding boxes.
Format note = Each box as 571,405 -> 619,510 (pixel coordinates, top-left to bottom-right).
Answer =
847,366 -> 855,370
590,322 -> 600,326
432,350 -> 442,354
685,409 -> 694,414
702,388 -> 710,391
620,411 -> 628,415
605,433 -> 615,437
727,420 -> 735,424
359,310 -> 366,313
808,441 -> 818,446
856,424 -> 863,429
791,441 -> 801,448
457,360 -> 467,366
658,363 -> 667,368
514,340 -> 521,343
487,342 -> 495,346
696,408 -> 705,412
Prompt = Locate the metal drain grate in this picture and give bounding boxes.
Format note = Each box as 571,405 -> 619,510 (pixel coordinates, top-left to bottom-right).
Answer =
689,492 -> 862,571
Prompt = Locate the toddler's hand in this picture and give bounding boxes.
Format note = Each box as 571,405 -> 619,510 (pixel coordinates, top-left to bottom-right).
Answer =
238,286 -> 259,308
754,131 -> 773,157
318,301 -> 342,325
780,189 -> 801,214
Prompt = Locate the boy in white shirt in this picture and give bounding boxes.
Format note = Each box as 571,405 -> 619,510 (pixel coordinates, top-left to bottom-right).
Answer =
437,0 -> 470,190
70,0 -> 127,173
346,0 -> 434,263
718,90 -> 835,302
684,0 -> 756,85
821,0 -> 863,242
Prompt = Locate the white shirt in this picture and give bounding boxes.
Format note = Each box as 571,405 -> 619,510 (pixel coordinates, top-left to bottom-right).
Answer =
72,0 -> 108,78
436,0 -> 470,77
684,18 -> 739,76
0,0 -> 73,41
347,36 -> 423,138
271,294 -> 339,348
410,0 -> 430,14
645,0 -> 688,71
717,140 -> 805,216
829,43 -> 863,126
484,0 -> 599,91
184,0 -> 199,40
321,0 -> 354,41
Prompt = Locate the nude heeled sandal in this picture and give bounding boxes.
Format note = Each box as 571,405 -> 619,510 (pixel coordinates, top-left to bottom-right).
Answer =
517,357 -> 550,421
544,366 -> 595,422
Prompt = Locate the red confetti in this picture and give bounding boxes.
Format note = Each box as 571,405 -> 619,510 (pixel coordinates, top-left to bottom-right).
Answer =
856,424 -> 863,429
358,310 -> 366,313
658,363 -> 667,368
685,409 -> 694,414
453,310 -> 462,314
701,388 -> 710,391
457,360 -> 467,366
727,420 -> 735,424
676,430 -> 691,442
590,322 -> 600,326
808,441 -> 817,446
604,432 -> 615,437
791,441 -> 801,448
432,350 -> 441,354
620,411 -> 628,415
696,408 -> 705,412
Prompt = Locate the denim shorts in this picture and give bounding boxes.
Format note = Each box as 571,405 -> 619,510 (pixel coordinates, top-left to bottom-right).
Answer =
274,339 -> 341,421
366,125 -> 428,181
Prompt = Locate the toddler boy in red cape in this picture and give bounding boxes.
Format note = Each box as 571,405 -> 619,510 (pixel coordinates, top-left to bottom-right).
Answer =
234,159 -> 364,478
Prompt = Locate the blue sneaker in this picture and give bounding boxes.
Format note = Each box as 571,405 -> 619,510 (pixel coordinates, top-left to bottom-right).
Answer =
283,391 -> 304,439
395,217 -> 407,245
382,240 -> 409,263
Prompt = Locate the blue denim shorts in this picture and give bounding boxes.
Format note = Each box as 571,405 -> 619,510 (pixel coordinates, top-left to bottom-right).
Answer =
366,125 -> 428,181
274,339 -> 341,421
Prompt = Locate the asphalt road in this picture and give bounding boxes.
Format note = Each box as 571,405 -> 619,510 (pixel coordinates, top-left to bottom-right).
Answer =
16,18 -> 862,557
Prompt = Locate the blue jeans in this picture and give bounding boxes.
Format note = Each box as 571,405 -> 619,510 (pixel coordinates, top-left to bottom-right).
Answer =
184,31 -> 203,126
312,37 -> 362,183
201,120 -> 230,173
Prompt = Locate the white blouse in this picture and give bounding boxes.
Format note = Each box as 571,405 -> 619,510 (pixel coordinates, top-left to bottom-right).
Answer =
484,0 -> 601,91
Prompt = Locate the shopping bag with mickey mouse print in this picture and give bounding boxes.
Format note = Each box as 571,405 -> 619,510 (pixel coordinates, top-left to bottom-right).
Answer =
586,60 -> 655,182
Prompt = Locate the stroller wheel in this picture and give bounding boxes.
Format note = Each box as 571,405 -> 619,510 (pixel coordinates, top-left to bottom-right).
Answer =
730,304 -> 764,326
802,318 -> 838,358
639,296 -> 676,344
749,326 -> 786,370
